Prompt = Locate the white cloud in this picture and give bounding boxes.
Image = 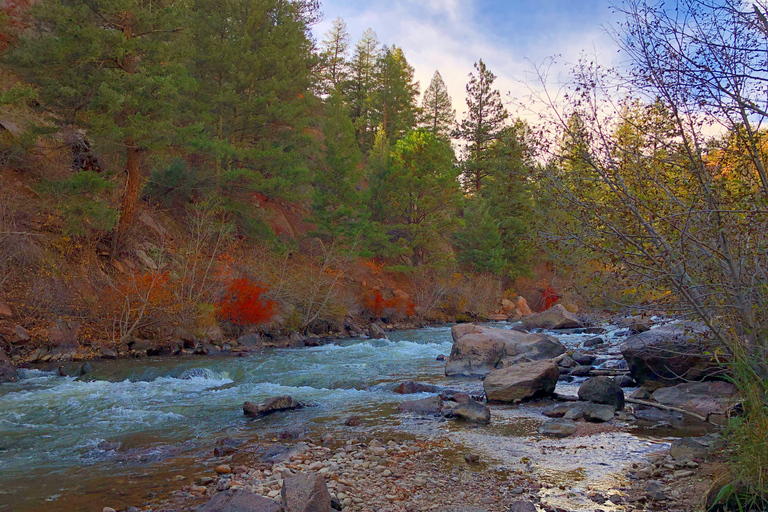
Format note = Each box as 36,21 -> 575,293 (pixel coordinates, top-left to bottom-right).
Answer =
314,1 -> 621,127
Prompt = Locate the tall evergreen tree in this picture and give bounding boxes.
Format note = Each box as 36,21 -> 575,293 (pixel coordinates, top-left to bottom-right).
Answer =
189,0 -> 318,204
420,71 -> 455,139
373,46 -> 420,143
371,129 -> 461,268
8,0 -> 195,240
319,17 -> 350,94
312,90 -> 366,243
454,60 -> 509,192
347,28 -> 381,151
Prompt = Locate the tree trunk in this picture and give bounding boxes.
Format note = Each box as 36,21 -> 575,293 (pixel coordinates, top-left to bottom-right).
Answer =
116,139 -> 141,239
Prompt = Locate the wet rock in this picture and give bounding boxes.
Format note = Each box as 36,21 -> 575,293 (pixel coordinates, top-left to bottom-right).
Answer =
392,381 -> 441,394
538,419 -> 577,438
571,351 -> 596,365
554,354 -> 577,368
436,354 -> 446,361
366,323 -> 388,340
634,408 -> 683,424
215,464 -> 232,474
450,399 -> 491,424
281,472 -> 332,512
509,502 -> 537,512
578,376 -> 625,411
77,362 -> 92,377
243,396 -> 302,417
464,453 -> 480,463
570,365 -> 593,377
397,396 -> 443,415
614,374 -> 636,387
621,321 -> 721,385
542,403 -> 574,418
0,351 -> 18,383
198,489 -> 281,512
629,388 -> 651,400
583,336 -> 605,347
445,324 -> 565,377
344,415 -> 362,427
521,304 -> 581,330
484,360 -> 559,402
669,434 -> 723,461
651,381 -> 739,418
260,444 -> 289,463
237,334 -> 262,349
562,402 -> 615,422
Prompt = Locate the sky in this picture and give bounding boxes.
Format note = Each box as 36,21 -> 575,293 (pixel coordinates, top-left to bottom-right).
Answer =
312,0 -> 623,122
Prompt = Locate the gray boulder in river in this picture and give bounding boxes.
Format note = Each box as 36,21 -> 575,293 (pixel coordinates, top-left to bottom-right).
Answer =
483,360 -> 559,402
243,395 -> 302,417
521,304 -> 582,330
445,324 -> 566,377
281,472 -> 333,512
621,321 -> 722,385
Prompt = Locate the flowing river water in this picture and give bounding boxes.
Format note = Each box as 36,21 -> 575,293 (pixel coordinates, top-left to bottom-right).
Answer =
0,324 -> 695,512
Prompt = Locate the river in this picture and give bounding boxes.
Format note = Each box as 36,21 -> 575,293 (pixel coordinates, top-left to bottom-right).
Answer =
0,324 -> 678,512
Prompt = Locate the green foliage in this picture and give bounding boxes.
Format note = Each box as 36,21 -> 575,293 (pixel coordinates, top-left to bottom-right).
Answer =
143,159 -> 208,209
373,46 -> 420,144
454,197 -> 507,274
421,70 -> 455,139
41,172 -> 118,237
370,129 -> 462,268
454,60 -> 509,192
312,90 -> 367,244
189,0 -> 319,202
347,28 -> 381,151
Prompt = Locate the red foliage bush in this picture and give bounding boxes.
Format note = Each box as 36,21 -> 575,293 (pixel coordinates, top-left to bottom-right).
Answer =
541,284 -> 561,311
363,289 -> 416,318
218,278 -> 277,326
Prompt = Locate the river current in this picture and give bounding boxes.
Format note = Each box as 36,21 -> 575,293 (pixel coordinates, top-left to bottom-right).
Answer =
0,324 -> 672,512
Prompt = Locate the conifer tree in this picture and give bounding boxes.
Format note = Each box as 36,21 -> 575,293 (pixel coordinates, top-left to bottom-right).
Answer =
312,90 -> 366,243
454,60 -> 509,192
347,29 -> 381,151
373,46 -> 420,143
319,17 -> 350,94
189,0 -> 318,204
421,71 -> 455,139
8,0 -> 194,240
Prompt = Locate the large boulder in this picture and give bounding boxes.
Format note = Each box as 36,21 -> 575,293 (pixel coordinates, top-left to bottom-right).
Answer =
281,472 -> 332,512
243,396 -> 301,417
484,360 -> 559,402
197,490 -> 281,512
669,434 -> 724,461
651,381 -> 739,418
445,324 -> 566,377
578,377 -> 625,411
521,304 -> 581,330
621,321 -> 721,385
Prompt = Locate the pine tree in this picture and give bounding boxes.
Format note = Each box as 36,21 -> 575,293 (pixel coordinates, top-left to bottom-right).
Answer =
8,0 -> 195,240
319,17 -> 350,94
420,71 -> 455,139
454,60 -> 509,192
373,46 -> 420,143
189,0 -> 318,204
312,90 -> 366,243
371,129 -> 461,268
347,29 -> 381,151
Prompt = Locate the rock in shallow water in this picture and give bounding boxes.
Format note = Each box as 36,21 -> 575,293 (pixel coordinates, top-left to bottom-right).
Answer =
243,395 -> 301,417
397,396 -> 443,415
450,399 -> 491,424
484,360 -> 559,402
563,402 -> 615,422
522,304 -> 581,330
578,376 -> 625,411
538,418 -> 577,438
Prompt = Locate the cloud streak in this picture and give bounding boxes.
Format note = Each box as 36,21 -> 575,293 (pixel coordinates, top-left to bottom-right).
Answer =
314,0 -> 622,124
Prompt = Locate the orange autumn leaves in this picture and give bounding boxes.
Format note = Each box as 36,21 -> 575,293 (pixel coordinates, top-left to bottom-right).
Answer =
217,278 -> 277,327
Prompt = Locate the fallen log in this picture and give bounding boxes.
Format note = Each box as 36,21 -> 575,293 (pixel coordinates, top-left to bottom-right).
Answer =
626,397 -> 711,423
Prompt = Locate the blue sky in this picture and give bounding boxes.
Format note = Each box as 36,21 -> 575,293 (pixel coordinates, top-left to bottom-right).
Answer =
312,0 -> 622,120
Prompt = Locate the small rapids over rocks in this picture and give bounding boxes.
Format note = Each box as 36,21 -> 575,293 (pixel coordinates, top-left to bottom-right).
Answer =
0,323 -> 707,512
